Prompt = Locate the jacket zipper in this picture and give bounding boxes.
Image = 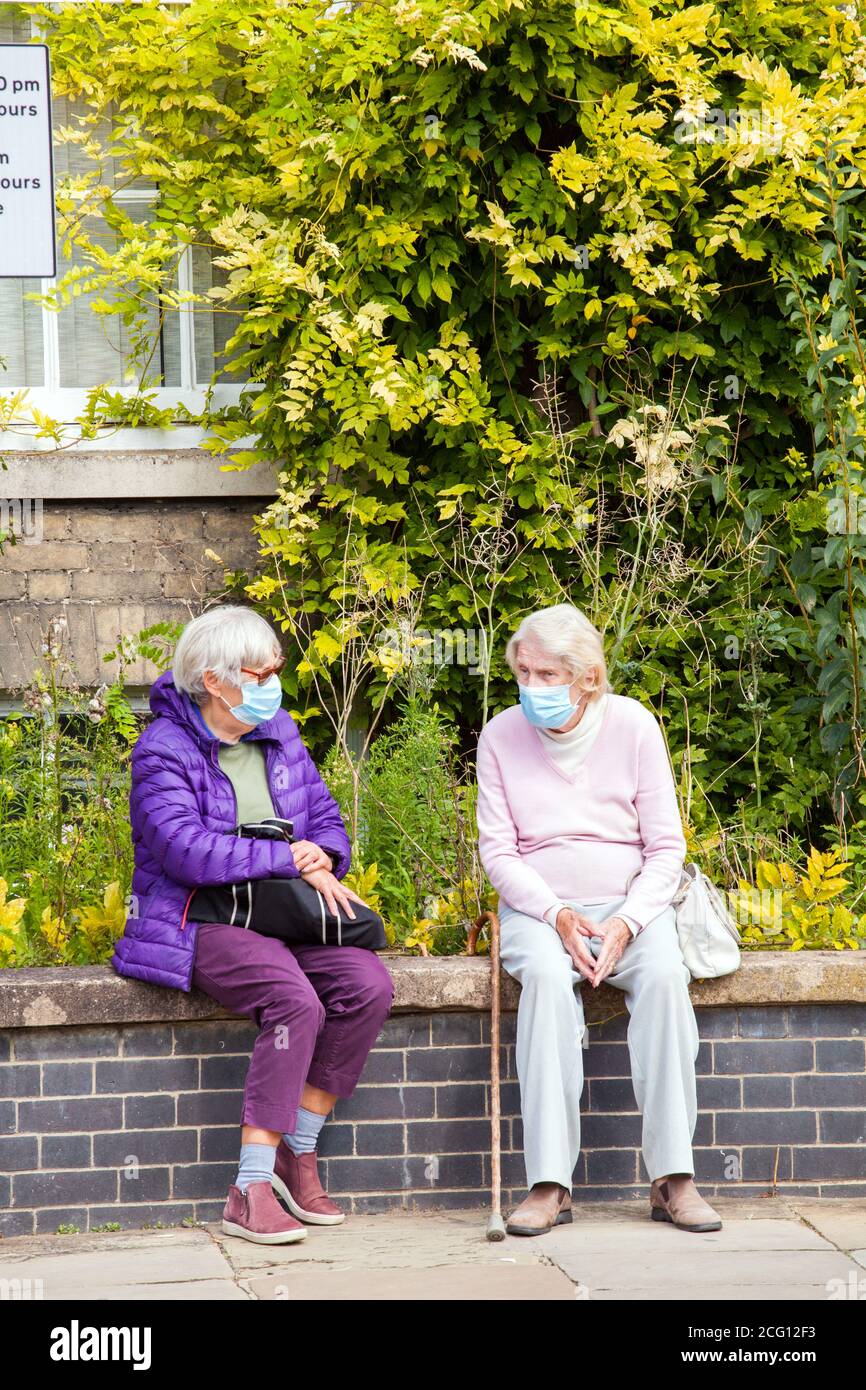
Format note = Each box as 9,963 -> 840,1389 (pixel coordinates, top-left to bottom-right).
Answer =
179,735 -> 280,931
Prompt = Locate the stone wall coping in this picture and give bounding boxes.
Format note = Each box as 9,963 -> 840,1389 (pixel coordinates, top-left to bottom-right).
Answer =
1,952 -> 864,1030
1,451 -> 278,500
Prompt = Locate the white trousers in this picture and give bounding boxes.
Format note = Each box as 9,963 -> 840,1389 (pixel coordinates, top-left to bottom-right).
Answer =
497,894 -> 700,1191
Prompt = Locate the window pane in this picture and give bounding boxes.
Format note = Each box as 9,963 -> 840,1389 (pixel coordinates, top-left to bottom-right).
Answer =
0,279 -> 44,385
57,205 -> 163,388
191,246 -> 248,384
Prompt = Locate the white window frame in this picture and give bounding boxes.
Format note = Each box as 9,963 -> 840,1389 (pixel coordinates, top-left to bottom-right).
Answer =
0,1 -> 258,451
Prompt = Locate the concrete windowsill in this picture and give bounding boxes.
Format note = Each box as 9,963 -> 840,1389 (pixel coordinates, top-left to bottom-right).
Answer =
0,952 -> 864,1030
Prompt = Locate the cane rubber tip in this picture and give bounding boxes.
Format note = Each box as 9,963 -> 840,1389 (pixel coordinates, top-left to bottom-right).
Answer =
486,1212 -> 507,1241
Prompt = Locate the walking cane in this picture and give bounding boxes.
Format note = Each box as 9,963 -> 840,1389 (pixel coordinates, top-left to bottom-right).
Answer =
468,909 -> 506,1240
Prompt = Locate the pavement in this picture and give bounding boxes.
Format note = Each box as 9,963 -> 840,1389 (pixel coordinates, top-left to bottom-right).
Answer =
2,1196 -> 866,1300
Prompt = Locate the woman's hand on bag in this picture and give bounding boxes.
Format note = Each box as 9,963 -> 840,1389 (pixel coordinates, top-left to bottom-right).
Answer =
590,916 -> 632,987
553,907 -> 600,985
300,866 -> 367,920
290,840 -> 333,873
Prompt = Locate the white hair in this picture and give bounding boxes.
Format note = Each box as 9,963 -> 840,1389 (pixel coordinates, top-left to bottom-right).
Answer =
172,605 -> 282,704
504,603 -> 611,698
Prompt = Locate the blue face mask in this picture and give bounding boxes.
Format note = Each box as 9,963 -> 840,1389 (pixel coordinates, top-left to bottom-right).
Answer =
220,672 -> 283,727
518,682 -> 584,729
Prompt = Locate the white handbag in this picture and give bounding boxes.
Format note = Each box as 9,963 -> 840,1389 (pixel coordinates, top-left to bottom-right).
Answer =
626,862 -> 742,980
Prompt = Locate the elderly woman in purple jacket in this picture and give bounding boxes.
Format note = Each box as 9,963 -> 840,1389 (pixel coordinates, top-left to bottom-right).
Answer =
112,604 -> 394,1245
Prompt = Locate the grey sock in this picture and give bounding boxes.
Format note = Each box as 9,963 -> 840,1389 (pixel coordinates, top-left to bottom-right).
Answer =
283,1106 -> 327,1155
235,1141 -> 277,1193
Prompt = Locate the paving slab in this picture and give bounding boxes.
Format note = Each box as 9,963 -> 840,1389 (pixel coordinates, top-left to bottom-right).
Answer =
1,1201 -> 864,1301
787,1200 -> 866,1251
244,1263 -> 576,1300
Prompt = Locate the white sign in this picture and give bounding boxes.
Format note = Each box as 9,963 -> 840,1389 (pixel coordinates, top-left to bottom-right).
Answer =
0,44 -> 55,278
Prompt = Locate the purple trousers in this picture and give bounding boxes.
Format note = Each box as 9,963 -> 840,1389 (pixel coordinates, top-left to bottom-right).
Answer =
191,921 -> 394,1134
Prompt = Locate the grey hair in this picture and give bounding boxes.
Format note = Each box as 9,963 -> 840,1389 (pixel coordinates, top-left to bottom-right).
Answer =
504,604 -> 611,698
172,605 -> 283,705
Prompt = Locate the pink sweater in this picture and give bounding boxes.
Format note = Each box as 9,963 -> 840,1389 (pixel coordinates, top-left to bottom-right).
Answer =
475,693 -> 687,934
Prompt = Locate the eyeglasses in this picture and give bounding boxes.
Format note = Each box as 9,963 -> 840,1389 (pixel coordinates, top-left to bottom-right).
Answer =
239,655 -> 286,685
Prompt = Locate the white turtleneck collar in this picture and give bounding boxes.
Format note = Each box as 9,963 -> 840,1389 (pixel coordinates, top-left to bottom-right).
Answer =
534,692 -> 609,775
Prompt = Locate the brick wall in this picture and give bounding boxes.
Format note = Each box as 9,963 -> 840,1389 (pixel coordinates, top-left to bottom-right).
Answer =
2,1002 -> 865,1236
0,499 -> 263,689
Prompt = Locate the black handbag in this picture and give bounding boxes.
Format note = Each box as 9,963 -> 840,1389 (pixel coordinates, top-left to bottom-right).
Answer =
186,818 -> 387,951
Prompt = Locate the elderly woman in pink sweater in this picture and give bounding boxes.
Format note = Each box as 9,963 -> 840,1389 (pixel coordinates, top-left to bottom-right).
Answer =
476,603 -> 722,1237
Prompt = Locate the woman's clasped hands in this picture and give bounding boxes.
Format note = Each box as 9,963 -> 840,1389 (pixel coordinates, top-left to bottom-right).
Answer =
552,906 -> 632,987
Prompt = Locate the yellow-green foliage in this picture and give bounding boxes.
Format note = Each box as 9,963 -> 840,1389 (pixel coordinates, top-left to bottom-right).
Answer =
731,848 -> 866,951
406,878 -> 498,956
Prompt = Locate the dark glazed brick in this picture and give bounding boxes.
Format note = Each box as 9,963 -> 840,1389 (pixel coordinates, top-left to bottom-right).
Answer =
119,1025 -> 175,1058
0,1100 -> 16,1133
406,1047 -> 488,1083
36,1207 -> 87,1234
94,1129 -> 198,1166
481,1013 -> 518,1045
0,1034 -> 10,1062
0,1064 -> 40,1097
585,1149 -> 637,1183
430,1013 -> 482,1046
377,1016 -> 431,1049
42,1134 -> 91,1168
583,1043 -> 631,1077
740,1146 -> 793,1181
360,1050 -> 407,1084
327,1152 -> 484,1193
334,1085 -> 433,1122
177,1091 -> 241,1126
696,1008 -> 739,1038
587,1078 -> 638,1113
819,1111 -> 866,1144
715,1110 -> 817,1145
696,1041 -> 713,1075
13,1168 -> 118,1208
317,1122 -> 354,1158
816,1040 -> 866,1072
586,1012 -> 629,1042
737,1009 -> 788,1038
88,1203 -> 192,1230
355,1123 -> 406,1156
18,1098 -> 124,1133
713,1041 -> 814,1075
792,1147 -> 866,1180
435,1083 -> 487,1119
125,1094 -> 176,1129
581,1113 -> 643,1147
200,1055 -> 251,1090
795,1075 -> 866,1108
14,1028 -> 120,1060
119,1167 -> 171,1202
407,1119 -> 491,1152
0,1209 -> 35,1238
0,1134 -> 39,1170
95,1059 -> 200,1094
743,1075 -> 793,1109
695,1076 -> 742,1110
42,1063 -> 93,1096
787,1005 -> 866,1037
171,1163 -> 235,1199
692,1148 -> 738,1183
199,1127 -> 242,1162
173,1021 -> 256,1054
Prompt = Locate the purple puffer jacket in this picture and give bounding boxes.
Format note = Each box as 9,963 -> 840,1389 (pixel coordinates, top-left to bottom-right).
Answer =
111,669 -> 352,993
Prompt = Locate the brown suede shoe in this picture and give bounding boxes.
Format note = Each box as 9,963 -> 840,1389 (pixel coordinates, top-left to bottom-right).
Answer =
505,1183 -> 572,1236
650,1178 -> 722,1232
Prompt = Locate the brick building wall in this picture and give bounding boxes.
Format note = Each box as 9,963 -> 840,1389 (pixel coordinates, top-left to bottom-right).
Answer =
2,999 -> 865,1237
0,451 -> 277,693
